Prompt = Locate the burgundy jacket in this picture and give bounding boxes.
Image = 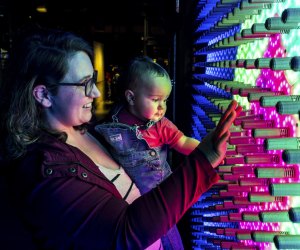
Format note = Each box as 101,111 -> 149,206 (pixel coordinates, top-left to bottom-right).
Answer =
6,133 -> 220,250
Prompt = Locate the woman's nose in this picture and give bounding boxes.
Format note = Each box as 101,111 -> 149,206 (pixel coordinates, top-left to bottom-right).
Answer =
91,84 -> 101,98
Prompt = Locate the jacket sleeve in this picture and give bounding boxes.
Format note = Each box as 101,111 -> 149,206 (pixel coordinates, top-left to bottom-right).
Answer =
14,145 -> 219,250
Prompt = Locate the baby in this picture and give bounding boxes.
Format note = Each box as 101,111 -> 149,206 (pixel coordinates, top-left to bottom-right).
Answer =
95,56 -> 201,249
95,56 -> 200,193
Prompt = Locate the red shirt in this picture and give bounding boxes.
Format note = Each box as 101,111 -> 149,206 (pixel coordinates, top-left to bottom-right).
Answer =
117,108 -> 184,148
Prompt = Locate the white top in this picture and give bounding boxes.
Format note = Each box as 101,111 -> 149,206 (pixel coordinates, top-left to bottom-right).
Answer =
97,165 -> 164,250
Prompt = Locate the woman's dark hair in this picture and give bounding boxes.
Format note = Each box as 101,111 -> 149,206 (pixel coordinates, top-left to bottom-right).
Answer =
2,27 -> 93,159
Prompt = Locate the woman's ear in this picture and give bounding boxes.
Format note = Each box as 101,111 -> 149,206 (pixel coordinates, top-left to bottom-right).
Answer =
125,89 -> 135,105
33,85 -> 52,108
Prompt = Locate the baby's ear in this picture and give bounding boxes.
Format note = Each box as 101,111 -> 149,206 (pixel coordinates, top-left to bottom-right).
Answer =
32,85 -> 52,108
125,89 -> 135,105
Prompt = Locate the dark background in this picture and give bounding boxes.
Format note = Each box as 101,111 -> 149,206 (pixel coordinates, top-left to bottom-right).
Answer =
0,1 -> 197,248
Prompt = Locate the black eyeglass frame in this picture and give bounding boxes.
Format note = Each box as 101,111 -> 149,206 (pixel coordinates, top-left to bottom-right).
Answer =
59,70 -> 98,96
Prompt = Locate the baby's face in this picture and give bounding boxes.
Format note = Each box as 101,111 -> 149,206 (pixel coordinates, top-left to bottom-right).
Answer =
130,76 -> 172,122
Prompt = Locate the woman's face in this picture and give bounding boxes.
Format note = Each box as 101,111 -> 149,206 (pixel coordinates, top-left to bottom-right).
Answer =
47,51 -> 100,131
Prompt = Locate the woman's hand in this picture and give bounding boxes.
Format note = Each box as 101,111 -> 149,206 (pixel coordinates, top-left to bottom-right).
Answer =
198,100 -> 242,168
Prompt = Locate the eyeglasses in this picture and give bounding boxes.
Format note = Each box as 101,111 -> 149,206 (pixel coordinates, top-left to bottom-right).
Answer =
59,70 -> 98,97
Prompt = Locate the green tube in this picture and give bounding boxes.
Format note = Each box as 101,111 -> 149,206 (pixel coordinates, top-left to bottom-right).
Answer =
242,212 -> 260,221
248,193 -> 276,202
220,0 -> 240,3
252,128 -> 289,138
282,149 -> 300,164
281,8 -> 300,23
274,235 -> 300,249
252,231 -> 288,242
270,183 -> 300,196
260,95 -> 300,107
289,207 -> 300,222
265,137 -> 300,150
240,2 -> 272,10
244,59 -> 256,69
255,167 -> 289,178
250,0 -> 286,2
270,57 -> 292,70
252,23 -> 284,35
265,17 -> 299,31
254,57 -> 271,68
248,92 -> 282,102
276,101 -> 300,114
259,211 -> 290,222
236,232 -> 252,240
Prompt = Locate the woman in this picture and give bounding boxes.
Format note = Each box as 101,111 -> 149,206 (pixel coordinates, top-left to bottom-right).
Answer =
1,28 -> 241,249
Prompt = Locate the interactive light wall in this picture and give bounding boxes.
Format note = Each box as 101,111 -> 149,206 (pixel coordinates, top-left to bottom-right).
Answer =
190,0 -> 300,249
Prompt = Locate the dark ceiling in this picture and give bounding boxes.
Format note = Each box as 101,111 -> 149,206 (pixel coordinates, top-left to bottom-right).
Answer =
0,0 -> 178,66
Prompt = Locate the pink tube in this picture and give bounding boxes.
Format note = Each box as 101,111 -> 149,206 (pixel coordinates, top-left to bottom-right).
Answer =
245,153 -> 281,164
236,144 -> 266,154
229,136 -> 256,145
242,120 -> 274,129
224,155 -> 245,164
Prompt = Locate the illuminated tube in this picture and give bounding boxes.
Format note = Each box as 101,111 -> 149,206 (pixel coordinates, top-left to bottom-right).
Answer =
221,18 -> 242,25
231,246 -> 258,250
281,8 -> 300,23
260,95 -> 300,107
241,28 -> 271,39
254,57 -> 272,68
245,153 -> 281,164
230,130 -> 249,137
229,136 -> 256,145
265,137 -> 300,150
234,196 -> 260,205
236,59 -> 246,67
239,177 -> 270,186
234,114 -> 263,125
276,101 -> 300,114
259,210 -> 290,222
270,57 -> 292,70
236,232 -> 252,240
291,56 -> 300,71
242,212 -> 260,222
248,193 -> 278,202
233,35 -> 259,45
289,207 -> 300,222
236,144 -> 266,154
250,0 -> 286,2
224,155 -> 245,165
255,167 -> 295,178
274,235 -> 300,250
227,183 -> 252,192
265,17 -> 300,31
251,23 -> 284,36
252,128 -> 290,138
239,87 -> 271,97
282,149 -> 300,164
233,7 -> 261,16
243,59 -> 257,69
240,2 -> 272,10
241,120 -> 274,129
248,91 -> 284,102
251,231 -> 288,243
270,183 -> 300,196
220,0 -> 241,3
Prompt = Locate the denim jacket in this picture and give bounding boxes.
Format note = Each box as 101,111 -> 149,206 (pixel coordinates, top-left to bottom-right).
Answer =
95,108 -> 183,250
